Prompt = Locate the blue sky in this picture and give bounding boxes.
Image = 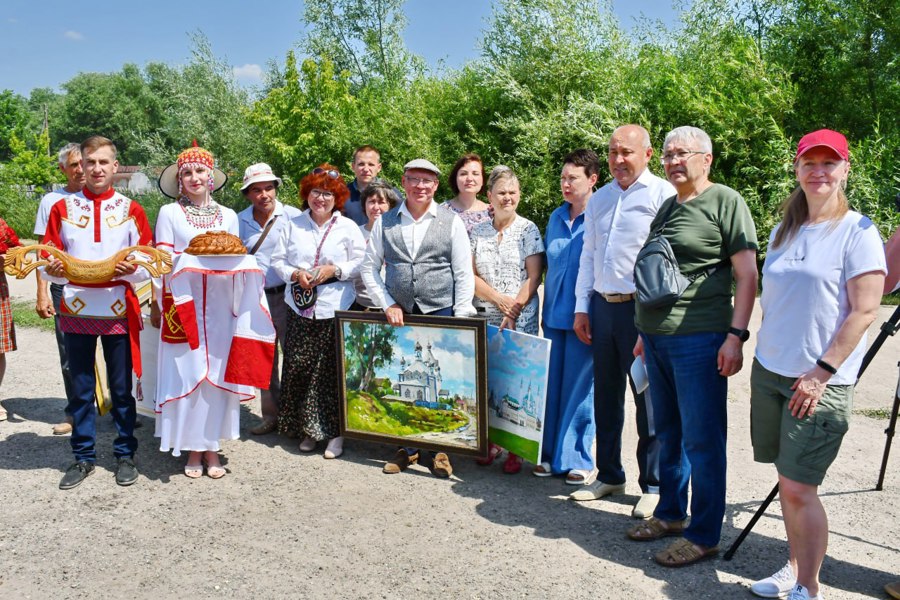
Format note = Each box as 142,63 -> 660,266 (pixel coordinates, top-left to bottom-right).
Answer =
1,0 -> 678,97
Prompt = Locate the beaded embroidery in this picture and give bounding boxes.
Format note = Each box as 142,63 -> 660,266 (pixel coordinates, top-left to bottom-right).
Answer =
178,196 -> 223,229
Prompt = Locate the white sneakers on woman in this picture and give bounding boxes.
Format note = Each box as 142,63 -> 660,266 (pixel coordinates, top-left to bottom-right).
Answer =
751,562 -> 796,598
787,584 -> 824,600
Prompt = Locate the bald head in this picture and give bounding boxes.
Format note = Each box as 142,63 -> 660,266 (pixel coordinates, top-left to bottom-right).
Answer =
607,124 -> 653,189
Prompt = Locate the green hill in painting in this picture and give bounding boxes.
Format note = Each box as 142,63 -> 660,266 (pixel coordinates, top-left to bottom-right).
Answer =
347,390 -> 469,436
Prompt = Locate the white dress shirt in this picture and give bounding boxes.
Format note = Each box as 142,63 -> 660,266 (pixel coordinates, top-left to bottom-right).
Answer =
237,200 -> 303,289
574,168 -> 675,312
270,210 -> 366,319
360,200 -> 476,316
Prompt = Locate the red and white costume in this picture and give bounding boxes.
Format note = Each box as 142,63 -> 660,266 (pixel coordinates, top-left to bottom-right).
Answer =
41,187 -> 153,376
153,200 -> 260,456
154,254 -> 275,455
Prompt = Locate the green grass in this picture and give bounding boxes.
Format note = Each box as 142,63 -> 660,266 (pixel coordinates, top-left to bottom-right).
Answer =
487,426 -> 540,464
347,390 -> 469,436
853,408 -> 893,420
10,300 -> 55,332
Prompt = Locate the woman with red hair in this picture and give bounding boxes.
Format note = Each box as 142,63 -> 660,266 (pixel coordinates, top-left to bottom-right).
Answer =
271,165 -> 366,458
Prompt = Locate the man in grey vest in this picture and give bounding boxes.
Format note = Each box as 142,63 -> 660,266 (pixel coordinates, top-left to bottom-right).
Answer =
360,158 -> 476,478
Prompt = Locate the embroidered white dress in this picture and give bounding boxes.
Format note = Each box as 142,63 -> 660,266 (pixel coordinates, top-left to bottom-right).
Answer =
153,199 -> 249,456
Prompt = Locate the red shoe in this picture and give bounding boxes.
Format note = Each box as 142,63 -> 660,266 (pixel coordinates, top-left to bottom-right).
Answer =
476,443 -> 502,466
502,452 -> 523,474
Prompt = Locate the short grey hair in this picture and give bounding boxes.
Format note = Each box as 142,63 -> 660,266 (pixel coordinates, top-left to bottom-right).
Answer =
664,126 -> 713,154
57,143 -> 81,167
487,165 -> 518,192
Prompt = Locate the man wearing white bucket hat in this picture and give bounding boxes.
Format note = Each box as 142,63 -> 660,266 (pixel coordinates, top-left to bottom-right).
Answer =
237,163 -> 302,435
571,125 -> 675,518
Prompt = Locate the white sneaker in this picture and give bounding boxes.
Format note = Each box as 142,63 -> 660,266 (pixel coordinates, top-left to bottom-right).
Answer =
569,481 -> 625,501
786,584 -> 824,600
324,436 -> 343,459
751,562 -> 795,598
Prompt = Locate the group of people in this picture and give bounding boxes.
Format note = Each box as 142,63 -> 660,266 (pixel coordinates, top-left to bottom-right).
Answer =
0,124 -> 896,600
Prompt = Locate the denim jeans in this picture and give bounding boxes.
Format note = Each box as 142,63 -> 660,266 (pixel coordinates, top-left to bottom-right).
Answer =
51,283 -> 74,406
641,331 -> 728,548
592,295 -> 659,492
66,333 -> 137,462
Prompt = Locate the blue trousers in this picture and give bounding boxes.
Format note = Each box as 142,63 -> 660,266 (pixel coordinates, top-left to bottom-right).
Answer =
540,325 -> 594,473
641,331 -> 728,548
591,295 -> 659,492
65,332 -> 137,463
51,283 -> 74,408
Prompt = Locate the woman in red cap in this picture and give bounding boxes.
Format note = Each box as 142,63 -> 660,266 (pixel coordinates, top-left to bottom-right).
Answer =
748,130 -> 886,600
152,143 -> 240,478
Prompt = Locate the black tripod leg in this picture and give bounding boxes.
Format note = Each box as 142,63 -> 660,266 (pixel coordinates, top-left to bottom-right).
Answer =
876,374 -> 900,491
724,483 -> 780,561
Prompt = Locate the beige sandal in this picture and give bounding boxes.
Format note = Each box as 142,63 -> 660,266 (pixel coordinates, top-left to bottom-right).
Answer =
627,517 -> 686,541
654,537 -> 718,568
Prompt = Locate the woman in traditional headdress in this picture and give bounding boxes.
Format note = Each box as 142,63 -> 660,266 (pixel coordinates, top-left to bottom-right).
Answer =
152,142 -> 242,478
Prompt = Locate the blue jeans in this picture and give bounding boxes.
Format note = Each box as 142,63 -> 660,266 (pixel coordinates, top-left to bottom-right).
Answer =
641,331 -> 728,548
51,283 -> 74,407
66,333 -> 137,462
592,295 -> 659,492
541,325 -> 594,473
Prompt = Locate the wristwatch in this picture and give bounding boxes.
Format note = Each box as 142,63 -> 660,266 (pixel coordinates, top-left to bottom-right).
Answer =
334,265 -> 342,280
728,327 -> 750,342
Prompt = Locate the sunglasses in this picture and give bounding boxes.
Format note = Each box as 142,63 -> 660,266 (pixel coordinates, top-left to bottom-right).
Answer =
313,167 -> 340,179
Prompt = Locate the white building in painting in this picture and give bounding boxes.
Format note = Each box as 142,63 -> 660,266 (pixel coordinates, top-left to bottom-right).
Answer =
498,378 -> 542,431
393,340 -> 444,404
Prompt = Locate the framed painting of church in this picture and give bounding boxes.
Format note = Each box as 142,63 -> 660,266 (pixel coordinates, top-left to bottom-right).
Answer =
334,311 -> 489,458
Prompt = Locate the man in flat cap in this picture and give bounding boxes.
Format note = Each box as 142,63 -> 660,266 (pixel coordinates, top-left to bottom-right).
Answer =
360,158 -> 476,479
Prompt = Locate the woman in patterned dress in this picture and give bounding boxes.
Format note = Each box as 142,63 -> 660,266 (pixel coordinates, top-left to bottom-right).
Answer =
440,153 -> 491,233
271,165 -> 365,459
470,165 -> 545,474
151,143 -> 240,478
0,218 -> 21,421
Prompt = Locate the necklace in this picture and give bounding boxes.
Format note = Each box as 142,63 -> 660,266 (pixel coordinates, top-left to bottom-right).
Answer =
178,196 -> 222,229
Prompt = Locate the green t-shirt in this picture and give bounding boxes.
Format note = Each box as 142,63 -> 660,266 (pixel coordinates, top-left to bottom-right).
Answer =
635,183 -> 758,335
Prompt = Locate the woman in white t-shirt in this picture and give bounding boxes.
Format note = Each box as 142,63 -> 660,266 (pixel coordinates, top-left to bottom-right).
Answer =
748,130 -> 886,600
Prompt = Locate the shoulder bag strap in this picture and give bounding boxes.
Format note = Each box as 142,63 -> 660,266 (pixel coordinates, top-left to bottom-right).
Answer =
249,214 -> 279,255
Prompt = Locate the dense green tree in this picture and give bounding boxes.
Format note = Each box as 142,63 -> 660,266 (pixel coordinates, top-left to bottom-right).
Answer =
0,91 -> 32,161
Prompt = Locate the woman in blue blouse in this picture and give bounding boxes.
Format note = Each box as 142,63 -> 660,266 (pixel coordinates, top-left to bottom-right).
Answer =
534,149 -> 597,478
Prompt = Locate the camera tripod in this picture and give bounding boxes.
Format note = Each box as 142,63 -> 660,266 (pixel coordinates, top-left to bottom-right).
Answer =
724,304 -> 900,561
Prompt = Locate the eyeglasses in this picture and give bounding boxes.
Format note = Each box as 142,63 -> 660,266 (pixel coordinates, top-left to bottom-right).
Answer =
309,189 -> 335,200
404,175 -> 438,187
661,150 -> 705,164
313,167 -> 340,179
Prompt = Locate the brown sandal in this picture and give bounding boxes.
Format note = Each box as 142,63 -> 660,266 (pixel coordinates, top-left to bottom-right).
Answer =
653,537 -> 718,568
627,517 -> 686,541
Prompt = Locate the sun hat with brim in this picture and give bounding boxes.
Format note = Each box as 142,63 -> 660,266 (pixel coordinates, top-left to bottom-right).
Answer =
240,162 -> 283,192
158,143 -> 228,199
403,158 -> 441,177
795,129 -> 849,163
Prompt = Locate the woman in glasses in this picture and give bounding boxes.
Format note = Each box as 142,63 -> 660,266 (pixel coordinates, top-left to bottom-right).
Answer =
153,142 -> 241,479
271,164 -> 366,459
747,131 -> 885,600
470,165 -> 545,474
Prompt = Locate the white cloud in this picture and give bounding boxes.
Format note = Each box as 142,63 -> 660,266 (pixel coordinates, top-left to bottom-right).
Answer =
232,63 -> 263,82
8,18 -> 18,24
64,30 -> 84,41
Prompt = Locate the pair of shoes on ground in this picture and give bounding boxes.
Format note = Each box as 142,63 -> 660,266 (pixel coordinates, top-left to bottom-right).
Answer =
59,456 -> 138,489
184,452 -> 225,479
250,418 -> 277,436
299,436 -> 344,459
383,449 -> 453,478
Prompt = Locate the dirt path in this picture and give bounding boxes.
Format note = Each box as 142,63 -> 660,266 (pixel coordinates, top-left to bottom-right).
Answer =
1,274 -> 898,599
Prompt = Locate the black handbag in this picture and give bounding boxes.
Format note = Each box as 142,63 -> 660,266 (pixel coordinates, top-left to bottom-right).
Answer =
634,199 -> 722,309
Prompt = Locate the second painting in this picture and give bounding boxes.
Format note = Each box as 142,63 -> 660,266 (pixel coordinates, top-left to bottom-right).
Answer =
335,311 -> 488,457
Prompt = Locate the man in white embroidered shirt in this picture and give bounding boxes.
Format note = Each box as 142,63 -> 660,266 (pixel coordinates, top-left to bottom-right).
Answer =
570,125 -> 676,517
360,158 -> 476,479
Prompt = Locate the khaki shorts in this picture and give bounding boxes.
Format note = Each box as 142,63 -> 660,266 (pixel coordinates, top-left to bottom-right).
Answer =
750,359 -> 853,485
